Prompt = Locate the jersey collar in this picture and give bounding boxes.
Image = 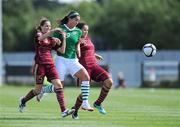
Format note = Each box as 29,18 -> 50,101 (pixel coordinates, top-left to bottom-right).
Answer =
64,24 -> 76,31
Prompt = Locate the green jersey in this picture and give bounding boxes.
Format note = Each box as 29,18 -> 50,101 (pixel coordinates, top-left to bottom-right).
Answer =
53,24 -> 82,59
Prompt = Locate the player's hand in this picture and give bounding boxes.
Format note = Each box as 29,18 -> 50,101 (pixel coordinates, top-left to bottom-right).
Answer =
54,38 -> 61,45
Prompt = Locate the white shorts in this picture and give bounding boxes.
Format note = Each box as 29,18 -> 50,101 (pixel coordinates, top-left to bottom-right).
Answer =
55,56 -> 84,81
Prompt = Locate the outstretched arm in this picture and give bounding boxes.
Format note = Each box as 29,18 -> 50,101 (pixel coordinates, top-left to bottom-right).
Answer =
38,28 -> 63,41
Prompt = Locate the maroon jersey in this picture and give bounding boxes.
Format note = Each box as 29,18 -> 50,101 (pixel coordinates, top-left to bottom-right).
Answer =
79,36 -> 97,67
34,31 -> 58,64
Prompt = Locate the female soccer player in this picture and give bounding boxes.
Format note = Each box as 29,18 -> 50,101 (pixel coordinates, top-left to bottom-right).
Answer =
18,18 -> 75,118
52,11 -> 93,111
71,22 -> 113,119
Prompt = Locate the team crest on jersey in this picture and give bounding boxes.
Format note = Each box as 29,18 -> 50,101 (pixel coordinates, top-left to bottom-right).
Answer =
66,33 -> 70,38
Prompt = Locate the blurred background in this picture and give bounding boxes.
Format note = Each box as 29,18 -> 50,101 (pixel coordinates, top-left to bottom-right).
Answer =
1,0 -> 180,88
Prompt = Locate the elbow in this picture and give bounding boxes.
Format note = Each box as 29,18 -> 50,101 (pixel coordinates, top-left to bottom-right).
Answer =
57,45 -> 66,54
61,50 -> 65,54
60,49 -> 65,54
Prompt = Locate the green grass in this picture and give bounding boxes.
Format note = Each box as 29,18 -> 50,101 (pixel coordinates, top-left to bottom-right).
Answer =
0,85 -> 180,127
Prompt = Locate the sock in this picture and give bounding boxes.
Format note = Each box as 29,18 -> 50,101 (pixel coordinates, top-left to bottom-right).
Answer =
55,88 -> 66,112
72,94 -> 82,113
22,89 -> 36,104
81,81 -> 90,101
94,85 -> 111,106
42,84 -> 55,93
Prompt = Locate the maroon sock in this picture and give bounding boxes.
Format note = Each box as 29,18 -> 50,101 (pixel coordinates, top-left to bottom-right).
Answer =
22,89 -> 36,104
95,85 -> 111,105
55,88 -> 66,112
72,94 -> 82,112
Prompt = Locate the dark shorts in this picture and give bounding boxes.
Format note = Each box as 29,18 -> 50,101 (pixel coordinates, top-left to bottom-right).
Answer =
33,64 -> 59,84
85,64 -> 110,82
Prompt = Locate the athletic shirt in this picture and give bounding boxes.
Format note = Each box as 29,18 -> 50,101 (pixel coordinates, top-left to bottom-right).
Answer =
53,24 -> 82,59
79,36 -> 97,67
34,31 -> 59,64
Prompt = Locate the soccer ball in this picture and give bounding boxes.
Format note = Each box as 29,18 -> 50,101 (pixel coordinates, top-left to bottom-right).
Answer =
143,43 -> 156,57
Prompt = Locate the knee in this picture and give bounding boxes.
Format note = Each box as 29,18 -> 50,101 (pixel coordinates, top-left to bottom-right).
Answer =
84,74 -> 90,81
53,80 -> 63,89
104,78 -> 113,88
81,73 -> 90,81
75,68 -> 90,81
81,68 -> 90,81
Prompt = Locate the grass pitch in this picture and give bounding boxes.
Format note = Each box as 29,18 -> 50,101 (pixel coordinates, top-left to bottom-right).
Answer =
0,85 -> 180,127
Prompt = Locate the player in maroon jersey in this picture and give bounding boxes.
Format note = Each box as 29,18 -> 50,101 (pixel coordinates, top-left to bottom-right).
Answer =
18,18 -> 75,118
71,22 -> 113,119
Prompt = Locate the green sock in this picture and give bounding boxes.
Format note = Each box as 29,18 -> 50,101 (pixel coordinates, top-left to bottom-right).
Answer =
81,81 -> 90,100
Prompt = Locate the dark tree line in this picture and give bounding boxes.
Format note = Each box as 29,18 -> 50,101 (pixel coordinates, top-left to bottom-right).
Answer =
3,0 -> 180,52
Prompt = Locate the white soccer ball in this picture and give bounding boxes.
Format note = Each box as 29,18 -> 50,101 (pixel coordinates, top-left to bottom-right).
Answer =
143,43 -> 156,57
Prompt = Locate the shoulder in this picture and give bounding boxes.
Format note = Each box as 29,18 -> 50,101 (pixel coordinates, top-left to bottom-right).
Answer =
60,24 -> 65,28
75,27 -> 82,32
74,27 -> 82,35
60,24 -> 67,31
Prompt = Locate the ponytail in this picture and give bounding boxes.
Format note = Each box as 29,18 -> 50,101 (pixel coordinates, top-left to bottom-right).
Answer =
60,16 -> 69,25
35,26 -> 41,32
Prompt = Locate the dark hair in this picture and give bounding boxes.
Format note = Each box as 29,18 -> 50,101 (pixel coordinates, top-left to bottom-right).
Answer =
60,11 -> 80,25
76,22 -> 88,30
